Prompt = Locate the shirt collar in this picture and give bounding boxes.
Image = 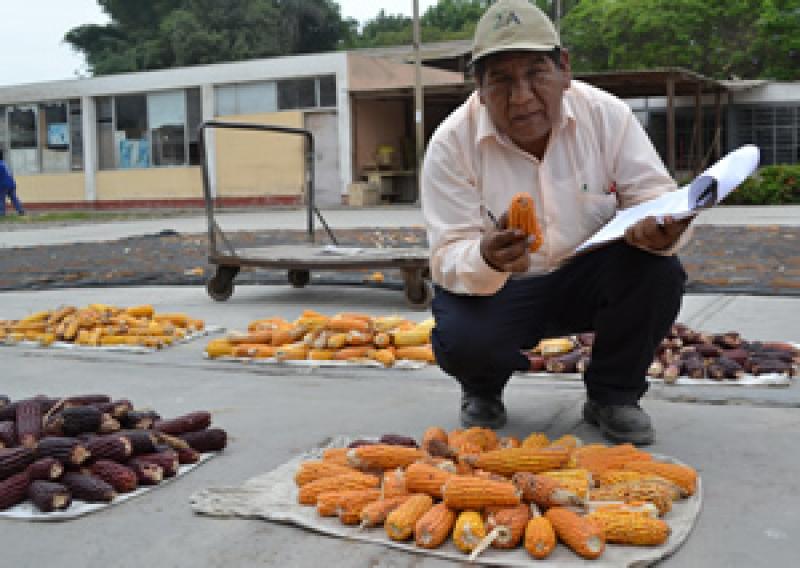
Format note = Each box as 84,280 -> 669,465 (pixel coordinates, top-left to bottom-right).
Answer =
474,88 -> 576,147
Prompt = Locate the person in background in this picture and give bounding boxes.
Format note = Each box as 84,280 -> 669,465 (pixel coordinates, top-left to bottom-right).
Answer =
0,151 -> 25,216
421,0 -> 692,445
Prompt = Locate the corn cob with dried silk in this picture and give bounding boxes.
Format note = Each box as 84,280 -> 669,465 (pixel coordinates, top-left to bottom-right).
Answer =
512,472 -> 584,508
621,461 -> 698,496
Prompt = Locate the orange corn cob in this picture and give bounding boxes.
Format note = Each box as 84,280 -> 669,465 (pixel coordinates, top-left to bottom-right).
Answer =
333,346 -> 371,360
622,461 -> 698,496
347,444 -> 425,470
316,488 -> 380,517
545,507 -> 605,559
337,490 -> 383,525
442,476 -> 521,510
521,432 -> 550,449
394,345 -> 436,363
547,434 -> 582,451
294,460 -> 356,487
403,462 -> 454,499
359,495 -> 412,528
589,480 -> 674,516
453,511 -> 486,553
512,472 -> 584,508
586,510 -> 671,546
508,192 -> 543,252
414,503 -> 457,549
232,344 -> 276,359
485,503 -> 531,549
321,447 -> 349,466
326,317 -> 371,333
367,348 -> 396,367
385,494 -> 434,541
524,510 -> 557,560
498,436 -> 521,449
381,468 -> 408,498
469,447 -> 570,476
298,472 -> 379,505
421,426 -> 449,450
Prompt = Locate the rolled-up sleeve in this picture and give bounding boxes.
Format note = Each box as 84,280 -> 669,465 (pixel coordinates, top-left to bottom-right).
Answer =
421,135 -> 509,295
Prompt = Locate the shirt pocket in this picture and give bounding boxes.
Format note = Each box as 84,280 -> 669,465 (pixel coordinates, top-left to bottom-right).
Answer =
578,192 -> 618,232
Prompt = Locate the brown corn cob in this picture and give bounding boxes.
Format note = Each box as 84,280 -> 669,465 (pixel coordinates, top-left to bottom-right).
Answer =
485,503 -> 531,549
294,460 -> 356,487
545,507 -> 605,559
442,476 -> 521,510
384,494 -> 434,541
378,434 -> 418,448
622,461 -> 698,496
347,444 -> 425,471
89,460 -> 139,493
0,446 -> 36,479
179,428 -> 227,452
15,399 -> 42,448
524,504 -> 556,559
26,458 -> 63,481
127,458 -> 163,485
176,447 -> 201,465
587,510 -> 671,545
0,472 -> 31,511
452,510 -> 486,553
512,472 -> 584,508
468,447 -> 570,476
86,435 -> 133,462
154,411 -> 212,435
359,495 -> 412,528
403,462 -> 453,499
28,480 -> 71,512
508,192 -> 543,251
589,481 -> 674,516
315,488 -> 381,517
0,421 -> 16,447
298,472 -> 379,505
415,502 -> 457,549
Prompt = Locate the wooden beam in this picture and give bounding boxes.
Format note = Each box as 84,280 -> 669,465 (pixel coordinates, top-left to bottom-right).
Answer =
714,90 -> 722,161
667,75 -> 676,176
694,82 -> 703,175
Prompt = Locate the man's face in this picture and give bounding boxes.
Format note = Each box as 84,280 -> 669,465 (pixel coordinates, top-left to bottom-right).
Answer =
478,50 -> 571,154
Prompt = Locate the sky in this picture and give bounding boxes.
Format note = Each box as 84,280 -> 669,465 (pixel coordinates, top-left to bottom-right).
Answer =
0,0 -> 438,87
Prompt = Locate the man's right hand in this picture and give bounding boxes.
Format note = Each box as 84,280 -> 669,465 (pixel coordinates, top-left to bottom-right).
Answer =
480,212 -> 532,273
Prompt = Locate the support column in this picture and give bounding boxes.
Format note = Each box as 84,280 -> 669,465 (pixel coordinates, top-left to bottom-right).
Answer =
694,82 -> 703,175
81,96 -> 97,204
714,91 -> 722,161
666,76 -> 676,176
201,84 -> 217,199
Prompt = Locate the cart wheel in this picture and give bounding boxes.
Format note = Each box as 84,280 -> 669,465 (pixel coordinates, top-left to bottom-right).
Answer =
403,270 -> 433,309
288,269 -> 311,288
207,267 -> 238,302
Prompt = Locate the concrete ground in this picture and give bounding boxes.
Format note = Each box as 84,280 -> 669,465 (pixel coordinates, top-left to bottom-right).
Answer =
1,284 -> 798,568
1,204 -> 799,248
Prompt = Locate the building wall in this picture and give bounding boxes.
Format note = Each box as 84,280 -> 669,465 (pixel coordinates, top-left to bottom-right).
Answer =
214,111 -> 305,197
15,172 -> 85,203
96,167 -> 202,201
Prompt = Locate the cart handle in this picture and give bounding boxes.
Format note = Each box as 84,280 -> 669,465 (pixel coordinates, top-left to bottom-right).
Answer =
198,120 -> 317,247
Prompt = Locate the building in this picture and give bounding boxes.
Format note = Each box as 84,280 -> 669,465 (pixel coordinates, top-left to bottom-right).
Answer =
0,42 -> 797,211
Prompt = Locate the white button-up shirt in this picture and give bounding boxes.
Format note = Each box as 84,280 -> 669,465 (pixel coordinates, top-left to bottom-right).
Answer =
422,80 -> 687,295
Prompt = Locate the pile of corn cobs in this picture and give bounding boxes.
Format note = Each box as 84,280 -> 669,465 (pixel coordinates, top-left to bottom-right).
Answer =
528,322 -> 798,382
0,394 -> 226,514
293,427 -> 698,561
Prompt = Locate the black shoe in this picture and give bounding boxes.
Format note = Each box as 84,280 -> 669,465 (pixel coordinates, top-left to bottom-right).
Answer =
583,399 -> 655,446
460,392 -> 507,429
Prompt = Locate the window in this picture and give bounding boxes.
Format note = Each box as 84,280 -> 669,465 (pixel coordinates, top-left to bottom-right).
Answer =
96,97 -> 115,170
319,75 -> 336,107
115,95 -> 149,168
186,88 -> 202,165
41,102 -> 70,173
732,105 -> 799,166
69,100 -> 83,171
7,105 -> 39,174
278,78 -> 316,110
148,91 -> 185,167
214,82 -> 276,116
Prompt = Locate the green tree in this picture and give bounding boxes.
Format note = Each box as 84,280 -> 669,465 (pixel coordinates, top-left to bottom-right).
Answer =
66,0 -> 350,75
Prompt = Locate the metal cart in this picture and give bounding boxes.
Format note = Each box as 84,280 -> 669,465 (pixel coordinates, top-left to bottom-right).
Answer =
199,121 -> 432,309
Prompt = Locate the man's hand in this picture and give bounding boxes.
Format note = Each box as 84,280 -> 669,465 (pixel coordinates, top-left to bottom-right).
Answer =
480,212 -> 531,273
624,215 -> 693,252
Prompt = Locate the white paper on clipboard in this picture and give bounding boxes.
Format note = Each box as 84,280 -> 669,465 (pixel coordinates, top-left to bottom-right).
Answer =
576,145 -> 760,253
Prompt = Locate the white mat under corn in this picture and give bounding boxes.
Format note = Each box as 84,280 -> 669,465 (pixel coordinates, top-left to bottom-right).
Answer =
190,436 -> 702,567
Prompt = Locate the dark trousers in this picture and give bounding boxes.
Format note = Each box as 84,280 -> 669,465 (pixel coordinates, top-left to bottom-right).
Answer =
431,241 -> 687,405
0,187 -> 24,215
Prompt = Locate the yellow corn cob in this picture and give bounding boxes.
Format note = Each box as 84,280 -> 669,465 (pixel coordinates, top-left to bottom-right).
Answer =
548,434 -> 582,451
586,501 -> 660,518
453,511 -> 486,553
442,476 -> 521,510
338,490 -> 384,524
125,305 -> 155,318
534,337 -> 575,356
367,348 -> 396,367
587,510 -> 671,546
100,335 -> 141,347
275,342 -> 308,361
359,495 -> 412,528
18,310 -> 51,324
539,468 -> 593,496
415,503 -> 457,549
498,435 -> 521,449
308,349 -> 337,361
469,447 -> 570,476
233,344 -> 276,359
622,461 -> 698,496
294,460 -> 356,486
394,345 -> 436,363
403,462 -> 454,499
457,427 -> 499,452
347,444 -> 425,470
391,326 -> 431,347
589,480 -> 674,516
384,494 -> 434,541
372,332 -> 392,348
297,472 -> 379,505
372,315 -> 409,332
545,507 -> 605,559
521,432 -> 550,449
595,470 -> 684,497
46,306 -> 77,325
36,332 -> 56,347
153,312 -> 190,327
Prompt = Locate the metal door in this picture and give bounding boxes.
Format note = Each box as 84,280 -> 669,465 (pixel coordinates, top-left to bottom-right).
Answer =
304,112 -> 340,207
